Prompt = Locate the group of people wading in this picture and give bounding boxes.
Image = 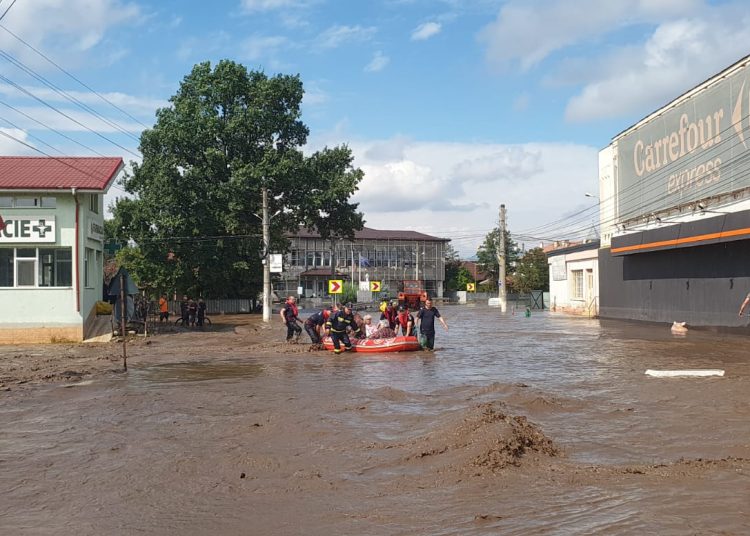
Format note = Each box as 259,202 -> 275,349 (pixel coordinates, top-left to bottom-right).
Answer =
280,296 -> 448,353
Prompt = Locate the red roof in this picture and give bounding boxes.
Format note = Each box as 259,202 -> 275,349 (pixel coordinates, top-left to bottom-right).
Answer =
0,156 -> 124,191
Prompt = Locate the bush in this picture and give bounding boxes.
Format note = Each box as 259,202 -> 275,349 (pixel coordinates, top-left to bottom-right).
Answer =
96,301 -> 113,315
339,283 -> 357,304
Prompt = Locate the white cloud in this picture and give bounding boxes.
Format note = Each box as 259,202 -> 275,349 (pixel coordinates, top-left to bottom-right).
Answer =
316,25 -> 377,49
305,135 -> 598,255
452,147 -> 543,183
0,0 -> 140,67
10,106 -> 143,134
566,6 -> 750,121
242,35 -> 287,61
0,127 -> 34,154
478,0 -> 703,70
411,21 -> 442,41
0,83 -> 167,115
364,51 -> 390,73
240,0 -> 308,11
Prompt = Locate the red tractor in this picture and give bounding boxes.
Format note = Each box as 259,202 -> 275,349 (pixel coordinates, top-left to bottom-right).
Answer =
398,280 -> 428,310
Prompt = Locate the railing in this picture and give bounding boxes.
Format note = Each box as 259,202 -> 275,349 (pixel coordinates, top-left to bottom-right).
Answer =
167,299 -> 256,315
587,295 -> 599,318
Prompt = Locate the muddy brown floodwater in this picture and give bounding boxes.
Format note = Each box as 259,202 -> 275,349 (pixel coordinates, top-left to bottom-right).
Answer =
1,306 -> 750,535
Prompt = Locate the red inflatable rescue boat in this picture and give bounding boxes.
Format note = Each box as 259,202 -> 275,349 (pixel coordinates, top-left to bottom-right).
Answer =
323,335 -> 421,353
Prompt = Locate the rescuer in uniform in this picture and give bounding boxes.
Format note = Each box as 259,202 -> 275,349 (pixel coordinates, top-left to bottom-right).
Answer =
304,307 -> 331,347
280,296 -> 302,342
325,303 -> 360,353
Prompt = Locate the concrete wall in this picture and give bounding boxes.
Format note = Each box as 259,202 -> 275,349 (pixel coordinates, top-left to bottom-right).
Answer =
549,249 -> 599,316
599,242 -> 750,327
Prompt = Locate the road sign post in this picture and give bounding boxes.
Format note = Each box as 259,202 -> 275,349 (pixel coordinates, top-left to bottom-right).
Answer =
370,281 -> 381,292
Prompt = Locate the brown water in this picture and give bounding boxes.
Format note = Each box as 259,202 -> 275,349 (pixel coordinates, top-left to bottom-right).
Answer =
2,306 -> 750,535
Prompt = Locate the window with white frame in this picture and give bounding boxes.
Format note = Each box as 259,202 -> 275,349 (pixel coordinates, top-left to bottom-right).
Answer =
89,194 -> 99,214
84,247 -> 93,287
0,248 -> 72,287
571,269 -> 584,300
10,196 -> 56,208
15,248 -> 37,286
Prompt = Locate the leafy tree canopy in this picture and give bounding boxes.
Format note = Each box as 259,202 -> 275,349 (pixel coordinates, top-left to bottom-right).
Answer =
512,247 -> 549,293
475,228 -> 520,289
111,60 -> 363,297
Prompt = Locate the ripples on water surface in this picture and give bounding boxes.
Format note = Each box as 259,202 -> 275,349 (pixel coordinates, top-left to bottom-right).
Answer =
1,306 -> 749,535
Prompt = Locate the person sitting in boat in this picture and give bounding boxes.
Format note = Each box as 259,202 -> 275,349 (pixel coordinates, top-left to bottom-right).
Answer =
380,303 -> 397,330
362,314 -> 378,338
395,305 -> 415,336
370,319 -> 396,339
304,307 -> 331,347
325,303 -> 361,354
352,311 -> 366,336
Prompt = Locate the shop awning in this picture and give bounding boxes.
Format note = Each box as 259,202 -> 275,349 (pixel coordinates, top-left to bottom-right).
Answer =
611,208 -> 750,256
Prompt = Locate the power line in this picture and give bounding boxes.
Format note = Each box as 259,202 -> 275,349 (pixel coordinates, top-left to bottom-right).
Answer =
0,49 -> 141,142
0,100 -> 106,155
0,127 -> 129,194
0,72 -> 140,158
0,0 -> 17,22
0,22 -> 151,129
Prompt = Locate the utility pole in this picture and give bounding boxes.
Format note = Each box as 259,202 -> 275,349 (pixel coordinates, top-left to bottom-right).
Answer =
497,204 -> 507,312
262,186 -> 271,322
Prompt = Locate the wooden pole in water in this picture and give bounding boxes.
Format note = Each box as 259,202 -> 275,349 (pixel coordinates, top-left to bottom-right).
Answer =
119,272 -> 127,371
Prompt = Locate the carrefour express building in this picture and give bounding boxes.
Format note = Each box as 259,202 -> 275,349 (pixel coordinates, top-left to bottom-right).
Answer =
598,55 -> 750,327
0,157 -> 123,343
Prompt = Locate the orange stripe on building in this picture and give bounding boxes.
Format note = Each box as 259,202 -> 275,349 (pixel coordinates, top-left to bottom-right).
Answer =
611,226 -> 750,254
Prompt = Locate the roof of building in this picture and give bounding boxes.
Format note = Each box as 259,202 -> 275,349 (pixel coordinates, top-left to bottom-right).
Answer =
0,156 -> 124,192
293,226 -> 449,242
299,268 -> 349,277
545,239 -> 601,258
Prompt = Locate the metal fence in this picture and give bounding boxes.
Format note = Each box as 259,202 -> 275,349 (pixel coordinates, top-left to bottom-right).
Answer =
167,299 -> 256,315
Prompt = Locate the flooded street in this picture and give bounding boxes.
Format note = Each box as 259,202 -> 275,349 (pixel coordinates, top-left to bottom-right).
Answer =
2,306 -> 749,535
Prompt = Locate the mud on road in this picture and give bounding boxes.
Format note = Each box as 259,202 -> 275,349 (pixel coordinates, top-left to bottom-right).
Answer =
1,309 -> 749,535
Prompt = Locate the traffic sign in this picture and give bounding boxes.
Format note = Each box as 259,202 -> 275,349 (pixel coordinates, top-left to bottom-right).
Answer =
370,280 -> 381,292
467,282 -> 476,292
328,279 -> 343,294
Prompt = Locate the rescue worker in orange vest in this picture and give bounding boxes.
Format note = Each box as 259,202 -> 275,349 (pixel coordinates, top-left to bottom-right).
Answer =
325,303 -> 360,354
280,296 -> 302,342
395,305 -> 415,336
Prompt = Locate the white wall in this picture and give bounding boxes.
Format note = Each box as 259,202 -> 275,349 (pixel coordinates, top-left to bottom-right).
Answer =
548,248 -> 599,315
598,145 -> 616,248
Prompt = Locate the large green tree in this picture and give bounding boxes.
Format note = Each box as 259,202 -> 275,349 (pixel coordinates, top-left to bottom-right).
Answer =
513,247 -> 549,293
111,60 -> 363,297
475,228 -> 520,290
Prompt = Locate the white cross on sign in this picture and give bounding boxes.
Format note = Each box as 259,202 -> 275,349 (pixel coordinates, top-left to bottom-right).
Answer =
0,215 -> 56,243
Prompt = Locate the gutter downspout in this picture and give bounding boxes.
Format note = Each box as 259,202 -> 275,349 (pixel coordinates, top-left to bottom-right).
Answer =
72,187 -> 80,312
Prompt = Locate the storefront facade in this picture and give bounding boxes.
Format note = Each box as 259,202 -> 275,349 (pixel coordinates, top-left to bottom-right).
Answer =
0,157 -> 123,343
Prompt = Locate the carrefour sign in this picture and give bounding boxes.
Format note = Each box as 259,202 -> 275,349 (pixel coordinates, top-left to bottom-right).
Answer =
0,215 -> 56,243
616,59 -> 750,220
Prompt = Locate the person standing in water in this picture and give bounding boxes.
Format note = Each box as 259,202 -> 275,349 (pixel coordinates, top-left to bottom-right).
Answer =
416,299 -> 448,351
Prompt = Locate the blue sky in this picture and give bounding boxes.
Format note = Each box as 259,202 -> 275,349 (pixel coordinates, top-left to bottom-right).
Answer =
0,0 -> 748,255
